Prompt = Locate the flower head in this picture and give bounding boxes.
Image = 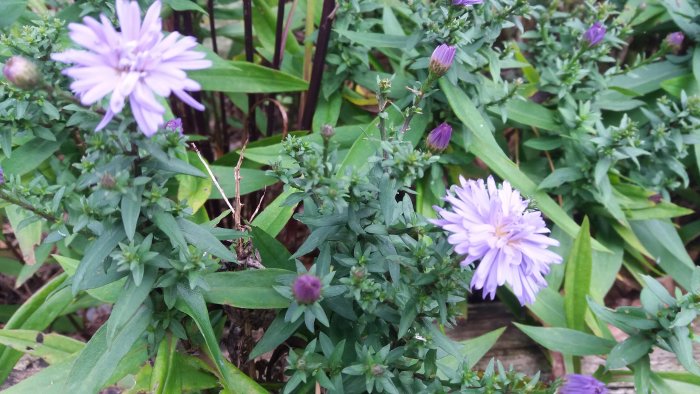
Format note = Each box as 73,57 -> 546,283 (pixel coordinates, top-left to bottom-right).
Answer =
666,32 -> 684,51
583,22 -> 606,46
426,122 -> 453,151
165,118 -> 183,135
3,56 -> 41,89
432,176 -> 562,305
292,274 -> 322,304
429,44 -> 456,77
559,374 -> 607,394
51,0 -> 211,136
452,0 -> 484,6
0,166 -> 4,185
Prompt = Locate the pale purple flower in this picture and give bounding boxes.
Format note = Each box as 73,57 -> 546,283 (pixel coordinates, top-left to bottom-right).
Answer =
559,374 -> 607,394
429,44 -> 456,77
452,0 -> 484,6
432,176 -> 562,305
3,56 -> 40,89
666,32 -> 684,51
0,166 -> 4,184
583,22 -> 606,46
51,0 -> 211,137
426,122 -> 453,151
292,274 -> 322,304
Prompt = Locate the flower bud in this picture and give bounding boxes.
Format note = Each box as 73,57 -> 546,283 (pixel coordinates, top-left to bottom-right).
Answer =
426,122 -> 453,152
165,118 -> 184,135
321,124 -> 334,140
583,22 -> 606,46
371,364 -> 385,376
429,44 -> 456,77
452,0 -> 484,6
666,32 -> 684,52
292,274 -> 322,304
0,166 -> 4,185
3,56 -> 41,89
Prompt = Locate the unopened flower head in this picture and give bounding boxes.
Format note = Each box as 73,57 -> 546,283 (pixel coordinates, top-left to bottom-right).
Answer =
429,44 -> 456,77
3,56 -> 41,89
0,166 -> 4,185
452,0 -> 484,6
165,118 -> 184,135
426,122 -> 453,151
432,176 -> 562,305
583,22 -> 606,46
666,32 -> 684,51
559,374 -> 607,394
51,0 -> 211,136
292,274 -> 322,304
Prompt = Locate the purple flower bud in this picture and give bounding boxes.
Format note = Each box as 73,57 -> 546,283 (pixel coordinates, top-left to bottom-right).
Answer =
3,56 -> 41,89
583,22 -> 606,46
0,166 -> 4,185
452,0 -> 484,6
666,32 -> 684,51
429,44 -> 456,77
560,374 -> 608,394
292,274 -> 322,304
165,118 -> 184,135
426,122 -> 453,151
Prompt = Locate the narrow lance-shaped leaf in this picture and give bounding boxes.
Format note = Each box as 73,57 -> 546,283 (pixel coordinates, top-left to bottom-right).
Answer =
564,217 -> 592,332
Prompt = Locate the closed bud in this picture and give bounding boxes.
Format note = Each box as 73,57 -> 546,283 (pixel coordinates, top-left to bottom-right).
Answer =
0,166 -> 4,185
666,32 -> 684,52
3,56 -> 41,89
165,118 -> 184,135
292,274 -> 322,304
371,364 -> 385,376
426,122 -> 453,152
583,22 -> 606,46
321,124 -> 335,140
429,44 -> 456,78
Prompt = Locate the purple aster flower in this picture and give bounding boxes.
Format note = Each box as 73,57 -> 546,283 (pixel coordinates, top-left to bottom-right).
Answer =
426,122 -> 453,151
431,176 -> 562,305
429,44 -> 456,77
583,22 -> 606,46
292,274 -> 322,304
666,32 -> 684,51
3,56 -> 40,89
452,0 -> 484,6
0,166 -> 4,185
51,0 -> 211,137
560,374 -> 608,394
165,118 -> 184,135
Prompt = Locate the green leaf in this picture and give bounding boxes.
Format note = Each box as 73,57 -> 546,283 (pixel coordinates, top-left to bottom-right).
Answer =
178,152 -> 213,212
5,205 -> 41,265
564,217 -> 592,332
514,323 -> 615,356
163,0 -> 207,14
72,225 -> 126,295
437,327 -> 506,374
631,220 -> 695,289
209,166 -> 276,199
249,313 -> 303,359
251,188 -> 298,237
151,335 -> 179,394
538,167 -> 584,190
291,225 -> 341,258
527,287 -> 567,327
607,335 -> 654,369
120,193 -> 141,241
493,99 -> 559,131
177,218 -> 237,262
668,327 -> 700,375
106,269 -> 157,341
189,61 -> 308,93
65,306 -> 151,393
202,269 -> 292,309
334,29 -> 418,48
0,330 -> 84,364
439,79 -> 607,251
251,226 -> 295,270
153,211 -> 188,250
0,0 -> 27,28
0,274 -> 73,382
600,61 -> 688,102
660,74 -> 700,97
175,286 -> 266,393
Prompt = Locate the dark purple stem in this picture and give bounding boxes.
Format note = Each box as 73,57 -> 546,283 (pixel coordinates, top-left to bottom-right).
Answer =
266,0 -> 286,134
299,0 -> 335,131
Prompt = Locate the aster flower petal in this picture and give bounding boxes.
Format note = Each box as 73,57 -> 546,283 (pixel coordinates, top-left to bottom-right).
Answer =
432,176 -> 562,305
52,0 -> 212,136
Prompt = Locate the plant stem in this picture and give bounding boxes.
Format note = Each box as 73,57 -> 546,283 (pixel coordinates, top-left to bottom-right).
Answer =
242,0 -> 258,140
0,190 -> 59,222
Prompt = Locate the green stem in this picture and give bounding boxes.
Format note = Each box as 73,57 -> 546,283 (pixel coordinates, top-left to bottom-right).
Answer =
0,190 -> 59,222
